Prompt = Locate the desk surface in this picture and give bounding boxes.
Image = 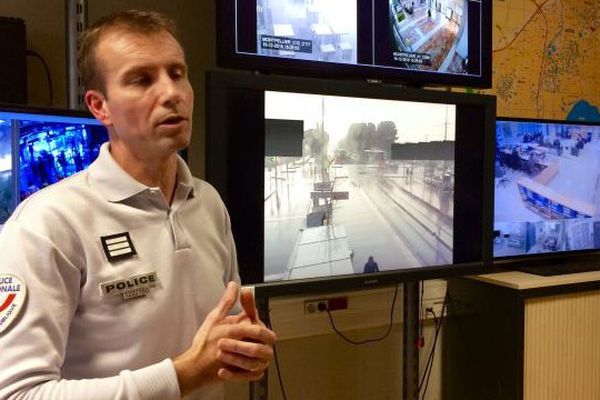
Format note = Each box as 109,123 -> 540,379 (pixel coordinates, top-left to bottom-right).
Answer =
517,174 -> 596,216
469,269 -> 600,290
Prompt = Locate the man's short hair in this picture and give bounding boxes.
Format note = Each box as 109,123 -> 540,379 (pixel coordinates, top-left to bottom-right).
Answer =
78,9 -> 180,94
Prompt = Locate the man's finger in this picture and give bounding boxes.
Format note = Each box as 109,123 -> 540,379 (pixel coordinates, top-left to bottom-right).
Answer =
219,324 -> 277,345
217,367 -> 265,382
240,288 -> 258,322
217,338 -> 274,360
223,314 -> 250,325
216,348 -> 269,372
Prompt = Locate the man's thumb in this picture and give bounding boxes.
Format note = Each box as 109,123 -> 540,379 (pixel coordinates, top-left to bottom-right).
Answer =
206,281 -> 239,325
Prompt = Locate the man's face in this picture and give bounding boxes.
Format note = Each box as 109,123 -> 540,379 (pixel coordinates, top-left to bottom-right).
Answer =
87,29 -> 194,160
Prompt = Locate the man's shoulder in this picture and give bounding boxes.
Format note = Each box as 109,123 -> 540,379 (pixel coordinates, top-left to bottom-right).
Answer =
191,177 -> 223,203
12,171 -> 92,222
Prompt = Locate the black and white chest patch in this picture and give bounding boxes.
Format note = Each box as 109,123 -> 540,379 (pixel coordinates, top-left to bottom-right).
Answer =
99,271 -> 159,300
100,232 -> 137,263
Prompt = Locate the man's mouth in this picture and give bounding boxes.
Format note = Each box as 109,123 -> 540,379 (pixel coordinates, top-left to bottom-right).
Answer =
159,115 -> 186,126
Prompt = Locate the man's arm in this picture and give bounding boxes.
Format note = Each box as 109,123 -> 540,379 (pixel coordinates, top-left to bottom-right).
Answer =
0,220 -> 275,400
173,282 -> 276,396
0,221 -> 181,400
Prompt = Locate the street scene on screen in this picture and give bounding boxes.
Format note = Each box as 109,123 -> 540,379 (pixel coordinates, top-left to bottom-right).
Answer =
264,91 -> 456,281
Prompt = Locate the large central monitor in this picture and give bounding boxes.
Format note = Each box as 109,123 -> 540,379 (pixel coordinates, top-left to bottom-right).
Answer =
493,117 -> 600,275
206,71 -> 495,296
217,0 -> 492,88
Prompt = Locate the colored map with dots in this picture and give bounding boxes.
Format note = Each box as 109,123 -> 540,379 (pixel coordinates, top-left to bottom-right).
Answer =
484,0 -> 600,121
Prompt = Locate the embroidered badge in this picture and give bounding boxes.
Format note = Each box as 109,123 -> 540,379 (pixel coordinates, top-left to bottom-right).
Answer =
99,271 -> 159,300
0,273 -> 27,334
101,232 -> 137,263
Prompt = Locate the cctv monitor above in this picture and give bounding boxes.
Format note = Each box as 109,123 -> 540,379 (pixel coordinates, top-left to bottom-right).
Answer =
217,0 -> 492,88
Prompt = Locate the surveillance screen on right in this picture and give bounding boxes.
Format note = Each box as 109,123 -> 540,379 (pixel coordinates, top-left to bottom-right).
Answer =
493,118 -> 600,258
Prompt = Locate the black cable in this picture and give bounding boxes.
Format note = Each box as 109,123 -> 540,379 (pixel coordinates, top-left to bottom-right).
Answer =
418,289 -> 448,400
325,283 -> 399,345
428,307 -> 439,327
26,49 -> 54,106
420,299 -> 444,392
266,316 -> 289,400
419,281 -> 425,345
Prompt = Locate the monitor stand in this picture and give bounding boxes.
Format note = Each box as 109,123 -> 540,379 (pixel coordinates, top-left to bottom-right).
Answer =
503,254 -> 600,277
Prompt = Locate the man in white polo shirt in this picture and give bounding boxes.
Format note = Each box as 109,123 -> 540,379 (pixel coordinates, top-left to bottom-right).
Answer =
0,9 -> 275,400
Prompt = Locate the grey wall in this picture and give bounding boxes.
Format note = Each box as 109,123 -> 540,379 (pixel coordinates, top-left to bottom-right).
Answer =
0,0 -> 216,177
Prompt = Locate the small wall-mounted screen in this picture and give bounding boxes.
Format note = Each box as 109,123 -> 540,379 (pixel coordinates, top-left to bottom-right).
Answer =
16,113 -> 107,201
0,108 -> 108,227
0,115 -> 14,225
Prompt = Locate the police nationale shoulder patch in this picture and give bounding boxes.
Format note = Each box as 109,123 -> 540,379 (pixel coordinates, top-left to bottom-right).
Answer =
0,273 -> 27,334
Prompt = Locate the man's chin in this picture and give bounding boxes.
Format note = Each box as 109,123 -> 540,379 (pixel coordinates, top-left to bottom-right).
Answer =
166,135 -> 191,154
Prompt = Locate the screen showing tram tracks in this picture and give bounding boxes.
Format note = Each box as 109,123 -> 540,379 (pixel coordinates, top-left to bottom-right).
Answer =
205,71 -> 494,292
263,92 -> 456,281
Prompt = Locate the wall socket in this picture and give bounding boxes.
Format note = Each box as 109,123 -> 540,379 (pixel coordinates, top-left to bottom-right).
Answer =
304,299 -> 328,314
304,297 -> 348,314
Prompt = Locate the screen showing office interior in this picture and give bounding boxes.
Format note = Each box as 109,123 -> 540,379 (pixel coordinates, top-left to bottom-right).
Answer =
222,0 -> 490,87
494,119 -> 600,258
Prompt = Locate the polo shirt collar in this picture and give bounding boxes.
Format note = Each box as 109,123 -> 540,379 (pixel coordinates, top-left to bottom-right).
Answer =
89,142 -> 195,202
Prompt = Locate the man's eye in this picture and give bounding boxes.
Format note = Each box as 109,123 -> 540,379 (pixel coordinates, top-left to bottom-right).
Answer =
171,69 -> 185,80
130,76 -> 151,86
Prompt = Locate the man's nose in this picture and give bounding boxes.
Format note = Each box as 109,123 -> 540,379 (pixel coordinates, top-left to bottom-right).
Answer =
157,73 -> 181,105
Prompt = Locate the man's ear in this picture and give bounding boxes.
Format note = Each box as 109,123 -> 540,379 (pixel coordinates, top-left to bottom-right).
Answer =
84,90 -> 111,126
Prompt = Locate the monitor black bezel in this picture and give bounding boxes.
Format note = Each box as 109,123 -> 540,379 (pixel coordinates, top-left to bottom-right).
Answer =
0,103 -> 96,120
216,0 -> 493,89
205,70 -> 496,297
493,116 -> 600,273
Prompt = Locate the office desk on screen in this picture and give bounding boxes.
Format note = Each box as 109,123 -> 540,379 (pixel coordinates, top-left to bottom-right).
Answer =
517,171 -> 595,219
443,270 -> 600,400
